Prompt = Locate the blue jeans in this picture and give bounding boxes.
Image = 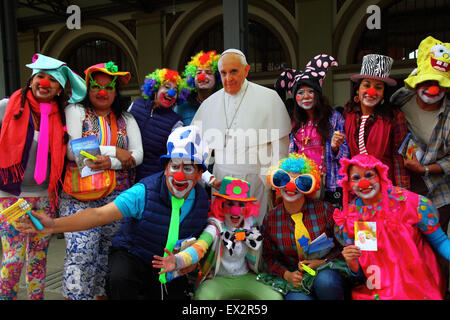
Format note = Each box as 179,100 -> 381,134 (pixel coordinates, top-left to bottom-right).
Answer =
285,269 -> 346,300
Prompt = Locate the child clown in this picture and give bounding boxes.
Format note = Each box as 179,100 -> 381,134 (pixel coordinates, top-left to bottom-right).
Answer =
152,176 -> 283,300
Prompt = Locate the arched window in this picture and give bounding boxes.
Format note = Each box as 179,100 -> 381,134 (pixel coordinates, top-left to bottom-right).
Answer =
183,19 -> 288,74
353,0 -> 450,63
62,38 -> 137,87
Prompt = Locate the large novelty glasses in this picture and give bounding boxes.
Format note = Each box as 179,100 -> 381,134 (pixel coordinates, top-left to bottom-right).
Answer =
271,169 -> 316,194
89,74 -> 117,93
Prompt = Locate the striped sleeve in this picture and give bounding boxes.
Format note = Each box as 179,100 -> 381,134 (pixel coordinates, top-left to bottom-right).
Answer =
175,224 -> 216,270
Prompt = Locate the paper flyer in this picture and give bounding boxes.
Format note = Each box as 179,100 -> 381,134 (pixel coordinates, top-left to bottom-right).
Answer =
354,221 -> 377,251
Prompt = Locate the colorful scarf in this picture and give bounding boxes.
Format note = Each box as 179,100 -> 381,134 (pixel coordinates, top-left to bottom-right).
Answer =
0,89 -> 66,208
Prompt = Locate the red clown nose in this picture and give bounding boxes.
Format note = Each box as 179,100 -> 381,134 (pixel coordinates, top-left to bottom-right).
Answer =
427,86 -> 440,95
173,171 -> 185,182
39,78 -> 50,88
366,88 -> 377,97
98,90 -> 107,97
197,73 -> 206,82
286,182 -> 297,192
358,179 -> 371,190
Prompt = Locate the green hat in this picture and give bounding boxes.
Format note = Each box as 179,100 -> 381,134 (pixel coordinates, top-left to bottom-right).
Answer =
213,176 -> 257,202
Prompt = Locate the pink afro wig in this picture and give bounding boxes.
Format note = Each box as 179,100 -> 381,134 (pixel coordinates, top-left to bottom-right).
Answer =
208,197 -> 261,221
337,154 -> 392,215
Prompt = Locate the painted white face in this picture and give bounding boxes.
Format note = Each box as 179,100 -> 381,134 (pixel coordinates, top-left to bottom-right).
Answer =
418,86 -> 445,105
280,188 -> 304,202
223,200 -> 245,229
295,86 -> 315,110
165,158 -> 198,199
156,81 -> 177,108
358,79 -> 384,108
195,67 -> 216,90
349,167 -> 381,200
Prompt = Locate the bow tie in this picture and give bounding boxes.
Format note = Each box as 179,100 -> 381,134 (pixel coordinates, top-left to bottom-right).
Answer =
221,226 -> 263,256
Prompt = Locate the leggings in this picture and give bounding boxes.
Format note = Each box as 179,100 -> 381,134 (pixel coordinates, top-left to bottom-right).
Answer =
0,196 -> 53,300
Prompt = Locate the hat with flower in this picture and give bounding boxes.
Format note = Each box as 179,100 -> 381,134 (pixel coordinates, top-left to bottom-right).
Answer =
182,50 -> 222,91
213,176 -> 257,202
84,61 -> 131,87
141,68 -> 192,104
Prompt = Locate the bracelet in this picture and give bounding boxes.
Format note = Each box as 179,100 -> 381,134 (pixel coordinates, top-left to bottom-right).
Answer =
424,166 -> 430,177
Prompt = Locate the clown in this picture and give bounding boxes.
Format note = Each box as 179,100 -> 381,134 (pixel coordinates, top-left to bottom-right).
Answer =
128,68 -> 192,181
152,176 -> 282,300
175,51 -> 221,126
333,154 -> 450,300
275,54 -> 349,208
18,125 -> 210,300
390,36 -> 450,294
260,153 -> 349,300
0,53 -> 86,300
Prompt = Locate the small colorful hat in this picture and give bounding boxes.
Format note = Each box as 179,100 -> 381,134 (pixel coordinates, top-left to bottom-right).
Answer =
276,54 -> 338,96
84,61 -> 131,87
404,36 -> 450,89
350,54 -> 397,86
213,176 -> 257,202
26,53 -> 87,103
160,125 -> 209,170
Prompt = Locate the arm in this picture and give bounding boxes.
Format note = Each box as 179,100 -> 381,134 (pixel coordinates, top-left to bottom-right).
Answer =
330,111 -> 350,159
416,196 -> 450,260
64,104 -> 85,161
390,110 -> 410,189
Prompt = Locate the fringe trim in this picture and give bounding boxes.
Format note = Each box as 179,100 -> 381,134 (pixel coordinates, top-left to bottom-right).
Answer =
0,164 -> 25,185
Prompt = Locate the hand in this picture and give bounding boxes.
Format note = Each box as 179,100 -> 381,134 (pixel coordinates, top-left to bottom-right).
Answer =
88,155 -> 112,171
116,148 -> 136,170
211,178 -> 222,190
403,153 -> 425,174
16,210 -> 55,234
152,248 -> 176,274
299,259 -> 325,270
342,245 -> 362,273
283,270 -> 302,287
331,131 -> 345,152
177,263 -> 198,276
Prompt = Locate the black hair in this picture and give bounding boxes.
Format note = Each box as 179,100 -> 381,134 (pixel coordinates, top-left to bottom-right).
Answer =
291,88 -> 333,144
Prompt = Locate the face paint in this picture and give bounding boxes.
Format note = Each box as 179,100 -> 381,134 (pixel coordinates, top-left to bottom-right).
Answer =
30,72 -> 62,103
280,188 -> 304,202
157,81 -> 177,108
418,86 -> 445,104
195,68 -> 216,90
223,200 -> 245,228
295,86 -> 315,110
349,167 -> 381,200
165,159 -> 198,199
359,79 -> 384,108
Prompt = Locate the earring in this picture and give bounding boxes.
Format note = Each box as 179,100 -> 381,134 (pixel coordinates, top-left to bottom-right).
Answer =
353,96 -> 360,103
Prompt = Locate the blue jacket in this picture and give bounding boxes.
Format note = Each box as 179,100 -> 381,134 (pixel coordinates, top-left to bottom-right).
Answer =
112,171 -> 209,265
130,98 -> 181,181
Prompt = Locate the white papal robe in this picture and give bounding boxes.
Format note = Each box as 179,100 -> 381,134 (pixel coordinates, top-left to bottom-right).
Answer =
192,79 -> 291,225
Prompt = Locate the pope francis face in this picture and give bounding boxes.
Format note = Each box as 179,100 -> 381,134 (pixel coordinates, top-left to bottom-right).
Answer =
218,53 -> 250,95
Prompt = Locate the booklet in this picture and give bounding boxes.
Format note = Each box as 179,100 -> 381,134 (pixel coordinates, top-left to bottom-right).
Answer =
301,232 -> 335,260
69,135 -> 103,178
354,221 -> 377,251
398,132 -> 424,162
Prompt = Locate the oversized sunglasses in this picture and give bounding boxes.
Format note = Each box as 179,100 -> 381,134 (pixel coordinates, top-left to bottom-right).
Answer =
271,169 -> 316,194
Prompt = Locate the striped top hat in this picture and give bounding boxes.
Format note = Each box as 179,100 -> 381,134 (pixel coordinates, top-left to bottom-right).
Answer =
350,54 -> 397,86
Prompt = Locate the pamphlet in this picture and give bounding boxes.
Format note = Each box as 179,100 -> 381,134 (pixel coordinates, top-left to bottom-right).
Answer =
398,132 -> 424,162
354,221 -> 377,251
69,135 -> 102,178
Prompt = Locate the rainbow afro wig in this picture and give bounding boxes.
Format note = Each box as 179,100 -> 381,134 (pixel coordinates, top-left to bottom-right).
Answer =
141,68 -> 192,103
182,51 -> 222,91
267,152 -> 321,198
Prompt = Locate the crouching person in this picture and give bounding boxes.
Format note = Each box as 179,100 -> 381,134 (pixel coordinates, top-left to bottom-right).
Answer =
18,125 -> 210,300
152,176 -> 283,300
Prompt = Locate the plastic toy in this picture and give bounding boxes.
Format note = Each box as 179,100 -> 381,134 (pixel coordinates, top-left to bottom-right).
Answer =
0,198 -> 44,230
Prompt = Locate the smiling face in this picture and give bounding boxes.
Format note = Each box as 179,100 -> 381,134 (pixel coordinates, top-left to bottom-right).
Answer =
278,171 -> 305,203
416,80 -> 446,105
223,200 -> 246,229
218,53 -> 250,95
195,67 -> 216,90
295,85 -> 316,110
155,81 -> 178,108
348,165 -> 381,201
165,158 -> 202,199
30,72 -> 63,103
89,72 -> 116,113
358,78 -> 385,109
